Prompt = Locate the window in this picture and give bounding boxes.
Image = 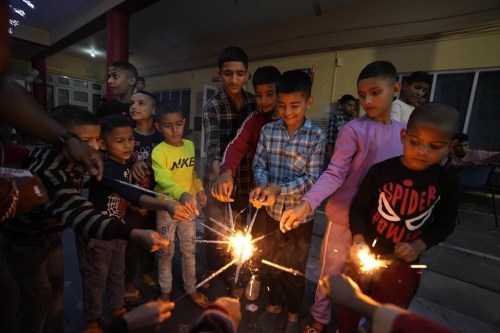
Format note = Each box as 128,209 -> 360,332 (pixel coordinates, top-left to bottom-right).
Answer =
398,68 -> 500,151
48,74 -> 104,113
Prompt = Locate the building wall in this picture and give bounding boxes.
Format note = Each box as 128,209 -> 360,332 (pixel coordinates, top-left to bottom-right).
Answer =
45,53 -> 106,82
146,31 -> 500,129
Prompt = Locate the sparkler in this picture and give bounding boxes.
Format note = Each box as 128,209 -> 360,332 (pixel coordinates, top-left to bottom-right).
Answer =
356,247 -> 389,273
103,176 -> 174,200
261,259 -> 305,277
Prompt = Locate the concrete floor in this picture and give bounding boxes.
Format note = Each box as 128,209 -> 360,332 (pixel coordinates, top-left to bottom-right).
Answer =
61,190 -> 500,332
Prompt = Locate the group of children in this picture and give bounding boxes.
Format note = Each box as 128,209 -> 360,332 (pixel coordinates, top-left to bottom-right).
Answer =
0,44 -> 461,333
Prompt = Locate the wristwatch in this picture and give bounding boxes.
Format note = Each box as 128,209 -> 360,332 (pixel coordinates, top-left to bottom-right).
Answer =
52,131 -> 80,152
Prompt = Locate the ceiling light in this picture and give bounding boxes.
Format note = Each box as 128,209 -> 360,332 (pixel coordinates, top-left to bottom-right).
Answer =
90,50 -> 96,58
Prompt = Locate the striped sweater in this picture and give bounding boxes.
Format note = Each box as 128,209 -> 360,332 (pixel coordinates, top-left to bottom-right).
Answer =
0,147 -> 132,240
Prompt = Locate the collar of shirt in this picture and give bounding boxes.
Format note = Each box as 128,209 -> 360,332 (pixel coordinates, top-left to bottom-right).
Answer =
273,118 -> 312,137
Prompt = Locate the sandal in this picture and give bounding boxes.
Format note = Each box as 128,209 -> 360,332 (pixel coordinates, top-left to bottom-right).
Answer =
124,289 -> 145,307
188,291 -> 210,308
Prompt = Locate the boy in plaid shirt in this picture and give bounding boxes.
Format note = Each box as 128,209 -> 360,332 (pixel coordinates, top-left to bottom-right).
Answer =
250,70 -> 325,333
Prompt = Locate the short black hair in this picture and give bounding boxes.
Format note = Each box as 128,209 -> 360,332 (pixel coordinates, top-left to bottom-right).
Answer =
137,76 -> 145,83
109,61 -> 138,83
276,70 -> 312,99
99,115 -> 131,137
252,66 -> 281,87
154,100 -> 183,123
339,94 -> 356,104
406,71 -> 433,86
358,61 -> 397,84
407,102 -> 459,138
51,105 -> 98,129
453,133 -> 469,143
131,90 -> 158,108
218,46 -> 248,70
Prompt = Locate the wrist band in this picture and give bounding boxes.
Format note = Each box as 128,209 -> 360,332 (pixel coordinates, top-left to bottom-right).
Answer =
52,131 -> 80,152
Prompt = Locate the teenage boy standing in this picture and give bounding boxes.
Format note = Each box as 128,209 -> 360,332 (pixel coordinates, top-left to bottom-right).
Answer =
202,46 -> 256,295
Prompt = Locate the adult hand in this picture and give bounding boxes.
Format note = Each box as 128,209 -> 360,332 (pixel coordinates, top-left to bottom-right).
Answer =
62,138 -> 103,180
212,171 -> 234,202
123,300 -> 175,332
279,200 -> 311,233
212,297 -> 242,328
130,229 -> 169,252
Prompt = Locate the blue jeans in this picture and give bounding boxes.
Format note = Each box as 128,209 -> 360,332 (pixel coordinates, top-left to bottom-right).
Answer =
76,236 -> 127,321
0,232 -> 64,333
157,210 -> 197,294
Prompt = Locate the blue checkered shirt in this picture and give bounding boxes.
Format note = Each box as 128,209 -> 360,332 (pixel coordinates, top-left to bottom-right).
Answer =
327,111 -> 352,144
253,118 -> 325,223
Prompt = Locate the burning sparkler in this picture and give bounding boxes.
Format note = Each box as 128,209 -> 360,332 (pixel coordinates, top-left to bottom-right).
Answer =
356,247 -> 389,273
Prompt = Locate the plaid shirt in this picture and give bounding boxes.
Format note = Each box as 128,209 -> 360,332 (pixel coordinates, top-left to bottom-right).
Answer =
327,111 -> 352,144
253,118 -> 325,223
203,87 -> 256,196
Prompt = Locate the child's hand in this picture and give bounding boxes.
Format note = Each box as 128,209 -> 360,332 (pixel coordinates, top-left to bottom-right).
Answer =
212,171 -> 234,202
128,203 -> 148,216
249,184 -> 266,208
279,200 -> 311,233
198,191 -> 208,208
123,300 -> 175,331
130,229 -> 169,252
164,201 -> 192,221
180,192 -> 200,217
393,240 -> 426,263
131,161 -> 149,184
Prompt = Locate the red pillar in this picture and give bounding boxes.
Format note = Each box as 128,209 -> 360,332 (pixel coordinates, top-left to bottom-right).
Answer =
31,57 -> 47,110
106,9 -> 129,100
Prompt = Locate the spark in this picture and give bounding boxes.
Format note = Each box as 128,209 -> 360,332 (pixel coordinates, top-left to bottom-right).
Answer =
208,217 -> 236,234
410,264 -> 427,269
261,259 -> 305,277
227,202 -> 234,231
197,220 -> 229,239
246,207 -> 260,234
356,247 -> 389,273
371,238 -> 378,247
174,259 -> 238,303
194,239 -> 229,244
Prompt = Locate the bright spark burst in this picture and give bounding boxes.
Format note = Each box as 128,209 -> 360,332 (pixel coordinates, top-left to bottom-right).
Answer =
356,247 -> 389,273
228,231 -> 254,263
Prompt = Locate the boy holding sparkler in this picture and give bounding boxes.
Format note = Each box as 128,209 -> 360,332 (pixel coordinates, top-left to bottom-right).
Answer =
250,70 -> 325,333
341,103 -> 459,332
281,61 -> 405,333
78,115 -> 194,331
151,101 -> 209,307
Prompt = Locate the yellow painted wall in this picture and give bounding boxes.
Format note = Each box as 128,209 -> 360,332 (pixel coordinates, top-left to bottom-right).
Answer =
146,31 -> 500,127
45,53 -> 106,83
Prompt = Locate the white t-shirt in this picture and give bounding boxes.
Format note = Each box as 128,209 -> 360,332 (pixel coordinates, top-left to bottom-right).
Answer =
391,99 -> 414,126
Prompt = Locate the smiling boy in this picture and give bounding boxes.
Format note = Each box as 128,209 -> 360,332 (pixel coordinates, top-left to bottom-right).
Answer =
250,70 -> 325,333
